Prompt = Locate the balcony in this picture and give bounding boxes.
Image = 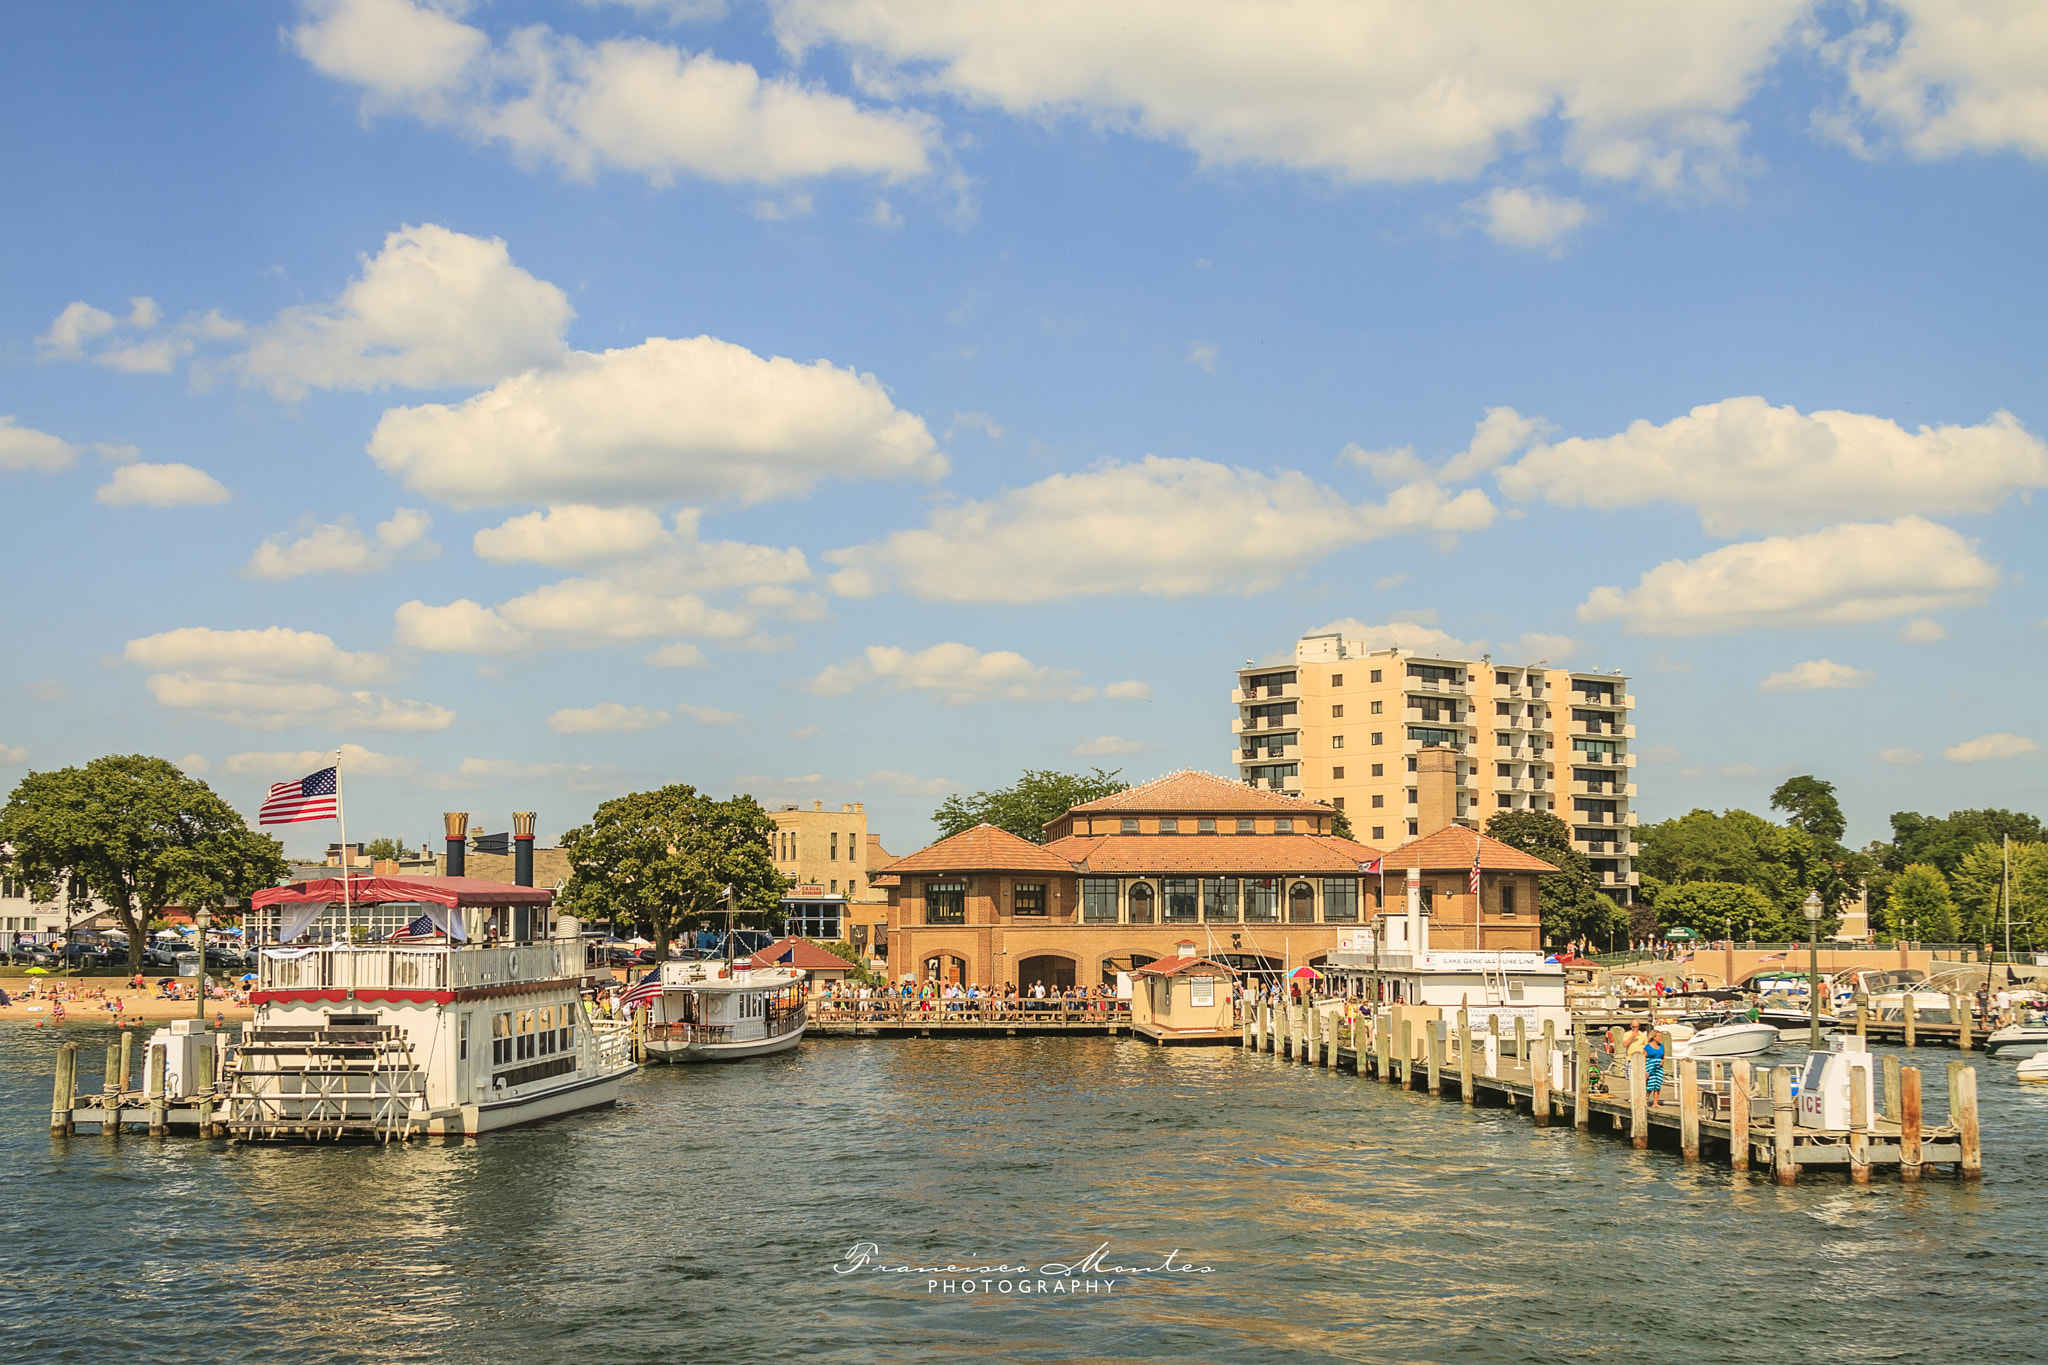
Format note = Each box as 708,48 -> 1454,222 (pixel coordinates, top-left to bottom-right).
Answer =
1409,676 -> 1469,695
1492,683 -> 1524,700
1601,870 -> 1643,888
1232,682 -> 1296,704
1571,779 -> 1630,797
1235,745 -> 1299,766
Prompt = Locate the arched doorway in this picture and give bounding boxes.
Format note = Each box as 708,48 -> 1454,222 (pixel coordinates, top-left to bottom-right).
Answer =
1018,954 -> 1075,994
923,954 -> 967,985
1128,882 -> 1155,924
1288,881 -> 1316,923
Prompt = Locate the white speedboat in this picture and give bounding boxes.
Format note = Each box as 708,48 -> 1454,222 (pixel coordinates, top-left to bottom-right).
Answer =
1985,1019 -> 2048,1059
2017,1053 -> 2048,1082
1676,1019 -> 1780,1059
641,958 -> 808,1063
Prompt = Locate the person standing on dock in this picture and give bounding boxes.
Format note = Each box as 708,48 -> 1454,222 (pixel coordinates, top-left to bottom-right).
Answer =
1643,1032 -> 1666,1108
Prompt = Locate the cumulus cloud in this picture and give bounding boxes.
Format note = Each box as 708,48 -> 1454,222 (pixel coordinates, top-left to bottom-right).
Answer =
676,702 -> 743,725
25,680 -> 69,702
1577,518 -> 2000,636
1465,186 -> 1593,250
1759,659 -> 1873,692
420,758 -> 623,792
1943,732 -> 2040,763
123,625 -> 452,732
95,462 -> 230,508
805,642 -> 1146,705
35,298 -> 240,376
644,642 -> 709,669
0,416 -> 76,473
865,769 -> 956,795
1495,398 -> 2048,535
1304,617 -> 1480,658
777,0 -> 1804,192
547,702 -> 670,733
370,335 -> 945,509
1898,617 -> 1948,643
1875,747 -> 1924,765
1814,1 -> 2048,163
826,456 -> 1492,603
1102,680 -> 1154,701
238,224 -> 571,398
294,0 -> 937,185
1073,735 -> 1145,755
1185,341 -> 1218,373
242,508 -> 436,579
0,742 -> 27,765
473,505 -> 667,567
221,743 -> 419,778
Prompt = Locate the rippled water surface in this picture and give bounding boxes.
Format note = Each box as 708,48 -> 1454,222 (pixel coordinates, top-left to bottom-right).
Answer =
4,1024 -> 2045,1364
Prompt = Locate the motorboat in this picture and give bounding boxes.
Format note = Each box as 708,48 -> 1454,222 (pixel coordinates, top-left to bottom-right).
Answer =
1985,1017 -> 2048,1059
2018,1052 -> 2048,1082
1674,1016 -> 1780,1059
640,958 -> 809,1062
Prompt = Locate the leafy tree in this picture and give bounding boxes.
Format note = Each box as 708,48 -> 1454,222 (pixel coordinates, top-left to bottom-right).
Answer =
1482,809 -> 1623,946
363,836 -> 410,863
1885,809 -> 2047,877
559,785 -> 785,959
1770,775 -> 1848,846
1949,840 -> 2044,949
813,937 -> 887,988
1325,803 -> 1355,841
1635,807 -> 1846,932
0,755 -> 288,975
932,768 -> 1128,844
1653,881 -> 1777,940
1885,863 -> 1958,943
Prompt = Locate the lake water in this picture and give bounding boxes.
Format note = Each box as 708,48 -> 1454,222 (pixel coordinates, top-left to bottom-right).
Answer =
4,1024 -> 2045,1364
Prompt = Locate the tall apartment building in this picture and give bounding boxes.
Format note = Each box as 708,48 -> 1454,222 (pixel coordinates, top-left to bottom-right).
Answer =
770,800 -> 896,953
1232,631 -> 1640,898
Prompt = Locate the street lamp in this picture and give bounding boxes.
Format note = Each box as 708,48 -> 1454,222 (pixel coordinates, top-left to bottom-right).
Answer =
194,906 -> 211,1024
1803,890 -> 1823,1051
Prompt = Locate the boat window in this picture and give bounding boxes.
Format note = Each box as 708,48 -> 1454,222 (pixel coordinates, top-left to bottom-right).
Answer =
492,1011 -> 512,1066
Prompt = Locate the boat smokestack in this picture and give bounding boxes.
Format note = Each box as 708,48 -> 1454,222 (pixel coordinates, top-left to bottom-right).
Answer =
444,811 -> 468,879
514,810 -> 536,887
1406,867 -> 1424,954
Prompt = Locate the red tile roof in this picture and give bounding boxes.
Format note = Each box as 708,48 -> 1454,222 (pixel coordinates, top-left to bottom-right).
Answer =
876,823 -> 1075,875
1043,832 -> 1386,875
1133,954 -> 1240,977
1064,769 -> 1329,817
744,937 -> 860,971
1386,824 -> 1559,874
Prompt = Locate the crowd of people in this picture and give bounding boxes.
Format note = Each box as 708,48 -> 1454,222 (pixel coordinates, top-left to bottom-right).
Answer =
814,979 -> 1129,1016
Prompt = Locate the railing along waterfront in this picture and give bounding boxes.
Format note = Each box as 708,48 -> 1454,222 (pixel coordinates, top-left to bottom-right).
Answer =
811,998 -> 1137,1029
257,942 -> 587,993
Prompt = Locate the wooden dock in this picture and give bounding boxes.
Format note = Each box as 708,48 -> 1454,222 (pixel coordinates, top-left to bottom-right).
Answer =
1242,1002 -> 1981,1184
807,999 -> 1132,1039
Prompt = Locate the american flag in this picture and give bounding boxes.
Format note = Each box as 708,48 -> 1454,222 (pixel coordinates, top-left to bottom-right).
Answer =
259,766 -> 339,825
390,913 -> 439,942
619,971 -> 665,1010
1468,835 -> 1482,894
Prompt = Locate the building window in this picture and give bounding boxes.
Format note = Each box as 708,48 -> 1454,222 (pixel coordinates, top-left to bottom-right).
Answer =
1121,818 -> 1139,833
1275,818 -> 1293,833
789,901 -> 842,939
1407,758 -> 1418,771
1370,732 -> 1383,745
1163,878 -> 1199,923
1370,669 -> 1382,682
1371,795 -> 1384,809
1014,883 -> 1047,917
1203,878 -> 1239,922
1323,879 -> 1358,922
830,879 -> 838,893
1331,735 -> 1345,749
1236,819 -> 1255,833
1288,882 -> 1315,923
1371,763 -> 1384,777
1371,826 -> 1386,841
1332,704 -> 1344,718
1499,885 -> 1517,918
1244,878 -> 1279,922
1371,700 -> 1383,715
1408,821 -> 1419,836
1128,882 -> 1155,924
924,882 -> 966,925
1331,673 -> 1344,686
1198,818 -> 1215,833
848,836 -> 858,864
1497,794 -> 1511,808
1420,886 -> 1434,914
1332,766 -> 1345,780
1082,878 -> 1119,923
1160,818 -> 1179,833
831,833 -> 839,860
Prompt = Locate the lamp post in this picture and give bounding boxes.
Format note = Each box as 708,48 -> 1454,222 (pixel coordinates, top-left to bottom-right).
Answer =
194,906 -> 211,1023
1803,890 -> 1823,1051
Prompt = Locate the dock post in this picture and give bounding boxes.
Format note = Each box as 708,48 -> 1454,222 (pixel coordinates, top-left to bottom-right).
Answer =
1534,1020 -> 1554,1126
1349,1012 -> 1362,1070
1899,1066 -> 1923,1181
1680,1059 -> 1700,1161
1904,997 -> 1916,1048
1320,1008 -> 1333,1067
1459,1016 -> 1475,1105
147,1043 -> 168,1136
1957,996 -> 1972,1052
1629,1057 -> 1648,1149
1771,1066 -> 1796,1185
1956,1067 -> 1981,1180
1375,1010 -> 1390,1081
1573,1032 -> 1589,1130
1252,993 -> 1265,1052
1881,1054 -> 1902,1122
50,1042 -> 77,1136
1730,1061 -> 1750,1170
196,1043 -> 215,1136
1514,1016 -> 1526,1068
1848,1067 -> 1871,1183
1398,1019 -> 1413,1089
1297,1002 -> 1310,1064
103,1043 -> 122,1137
1946,1058 -> 1963,1120
1856,1000 -> 1867,1041
1428,1022 -> 1443,1095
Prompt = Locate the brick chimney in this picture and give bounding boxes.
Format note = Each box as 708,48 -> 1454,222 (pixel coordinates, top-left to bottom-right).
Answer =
1415,746 -> 1459,834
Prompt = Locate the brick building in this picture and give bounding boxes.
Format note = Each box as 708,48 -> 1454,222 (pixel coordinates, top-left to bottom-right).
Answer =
875,767 -> 1555,990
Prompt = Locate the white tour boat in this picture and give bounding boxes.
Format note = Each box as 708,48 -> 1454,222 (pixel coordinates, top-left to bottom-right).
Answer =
639,957 -> 809,1062
233,875 -> 635,1139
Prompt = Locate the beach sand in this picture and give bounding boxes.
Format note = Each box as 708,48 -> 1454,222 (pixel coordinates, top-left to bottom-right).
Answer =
0,983 -> 255,1026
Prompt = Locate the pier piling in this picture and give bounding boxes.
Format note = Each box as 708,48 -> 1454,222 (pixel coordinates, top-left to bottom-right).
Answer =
1428,1022 -> 1443,1095
103,1043 -> 122,1137
1680,1061 -> 1700,1161
1904,998 -> 1917,1048
1849,1068 -> 1871,1183
1458,1014 -> 1474,1105
1882,1054 -> 1902,1122
1533,1021 -> 1553,1126
1730,1061 -> 1750,1171
1900,1066 -> 1923,1180
1573,1035 -> 1589,1130
1630,1058 -> 1648,1149
1956,1067 -> 1981,1181
120,1029 -> 134,1101
1772,1066 -> 1796,1185
147,1043 -> 167,1136
51,1042 -> 77,1136
1375,1011 -> 1389,1081
1398,1019 -> 1412,1089
1957,997 -> 1972,1053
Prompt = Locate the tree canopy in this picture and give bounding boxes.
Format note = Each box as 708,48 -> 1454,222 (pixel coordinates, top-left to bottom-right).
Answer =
1483,809 -> 1625,947
0,755 -> 288,974
1770,775 -> 1847,846
932,768 -> 1129,844
559,785 -> 784,957
1886,863 -> 1958,943
1884,809 -> 2046,877
1634,805 -> 1847,935
363,836 -> 410,863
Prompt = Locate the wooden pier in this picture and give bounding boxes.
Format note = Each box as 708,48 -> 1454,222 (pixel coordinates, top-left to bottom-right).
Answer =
1241,1001 -> 1981,1184
808,999 -> 1132,1039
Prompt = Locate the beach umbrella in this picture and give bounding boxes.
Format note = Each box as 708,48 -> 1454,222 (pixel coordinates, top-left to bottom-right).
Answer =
1289,966 -> 1324,981
25,967 -> 49,975
239,973 -> 256,982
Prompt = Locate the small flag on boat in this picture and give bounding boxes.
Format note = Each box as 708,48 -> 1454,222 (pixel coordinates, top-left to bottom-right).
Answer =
259,766 -> 339,825
619,971 -> 664,1009
390,913 -> 439,942
1468,834 -> 1482,894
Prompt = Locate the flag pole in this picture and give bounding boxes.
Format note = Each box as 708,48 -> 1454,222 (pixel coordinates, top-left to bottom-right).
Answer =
336,747 -> 352,945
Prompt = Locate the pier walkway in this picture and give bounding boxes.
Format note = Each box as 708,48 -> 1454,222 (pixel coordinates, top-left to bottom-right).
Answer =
809,998 -> 1138,1038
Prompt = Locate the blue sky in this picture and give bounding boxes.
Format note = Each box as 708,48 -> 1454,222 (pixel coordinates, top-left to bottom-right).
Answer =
2,0 -> 2043,857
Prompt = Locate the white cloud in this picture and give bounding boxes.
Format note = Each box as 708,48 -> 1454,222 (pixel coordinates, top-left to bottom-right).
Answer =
94,462 -> 230,508
1943,732 -> 2040,763
177,753 -> 209,773
294,0 -> 937,186
370,335 -> 945,509
805,642 -> 1132,705
1102,680 -> 1153,701
221,744 -> 419,778
0,742 -> 26,765
0,417 -> 76,472
36,300 -> 122,359
420,758 -> 623,792
124,625 -> 453,732
25,680 -> 69,702
1898,617 -> 1948,643
1815,1 -> 2048,162
1875,747 -> 1924,765
95,333 -> 195,374
1373,573 -> 1408,592
393,599 -> 533,654
1510,632 -> 1579,662
827,456 -> 1493,603
36,298 -> 239,376
1495,398 -> 2048,536
238,224 -> 571,398
1073,735 -> 1145,755
947,411 -> 1004,440
645,642 -> 709,669
865,769 -> 955,795
242,509 -> 436,579
752,192 -> 815,220
1304,617 -> 1479,658
1642,744 -> 1684,764
789,724 -> 824,739
473,505 -> 669,567
1465,186 -> 1593,251
1577,518 -> 2000,636
677,702 -> 743,725
779,0 -> 1804,192
1645,651 -> 1694,674
1185,341 -> 1218,373
1758,658 -> 1873,692
547,702 -> 670,733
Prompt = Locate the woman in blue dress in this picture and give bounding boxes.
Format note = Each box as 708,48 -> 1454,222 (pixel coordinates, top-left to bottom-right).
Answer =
1643,1033 -> 1666,1106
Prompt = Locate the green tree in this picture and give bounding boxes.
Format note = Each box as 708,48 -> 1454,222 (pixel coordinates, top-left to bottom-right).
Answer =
1884,809 -> 2046,877
932,768 -> 1129,844
0,755 -> 288,975
1482,809 -> 1623,946
1653,881 -> 1777,941
363,836 -> 410,863
559,785 -> 785,959
1324,803 -> 1355,841
1949,840 -> 2044,949
1770,775 -> 1848,846
1885,862 -> 1958,943
1635,806 -> 1846,933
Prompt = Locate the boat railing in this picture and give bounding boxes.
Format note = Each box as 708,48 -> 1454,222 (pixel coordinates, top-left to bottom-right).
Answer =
258,941 -> 585,993
809,998 -> 1135,1027
588,1018 -> 633,1070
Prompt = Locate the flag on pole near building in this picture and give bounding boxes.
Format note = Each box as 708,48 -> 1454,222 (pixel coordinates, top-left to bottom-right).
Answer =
1359,857 -> 1383,876
259,766 -> 340,825
1468,835 -> 1482,894
619,971 -> 665,1010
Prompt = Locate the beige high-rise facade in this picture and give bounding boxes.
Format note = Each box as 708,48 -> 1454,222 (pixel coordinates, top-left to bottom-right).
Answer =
770,800 -> 895,953
1232,631 -> 1640,899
